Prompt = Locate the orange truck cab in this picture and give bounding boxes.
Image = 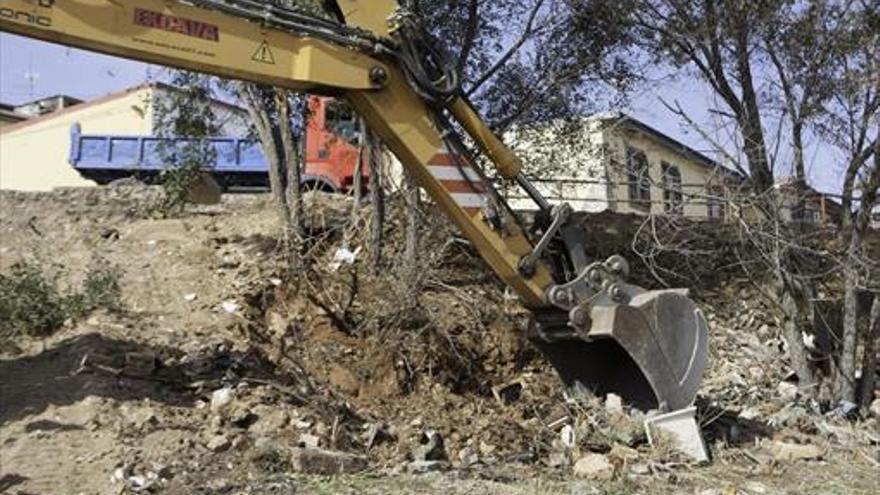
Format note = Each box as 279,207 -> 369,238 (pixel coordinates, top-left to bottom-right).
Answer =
303,97 -> 370,193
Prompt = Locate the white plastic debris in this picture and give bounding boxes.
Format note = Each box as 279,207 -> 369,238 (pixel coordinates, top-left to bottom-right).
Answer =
560,424 -> 576,449
329,247 -> 361,272
183,293 -> 197,302
801,331 -> 817,351
220,300 -> 241,314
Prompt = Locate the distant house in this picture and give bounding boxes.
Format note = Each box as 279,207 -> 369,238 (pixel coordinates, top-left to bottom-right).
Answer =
774,178 -> 844,226
0,83 -> 247,192
0,95 -> 83,132
0,103 -> 27,131
505,113 -> 743,219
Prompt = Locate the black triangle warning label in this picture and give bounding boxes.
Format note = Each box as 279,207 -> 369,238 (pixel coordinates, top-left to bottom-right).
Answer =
252,41 -> 276,65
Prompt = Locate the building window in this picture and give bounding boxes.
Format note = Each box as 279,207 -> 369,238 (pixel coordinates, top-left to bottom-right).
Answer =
803,206 -> 822,224
706,185 -> 725,220
626,147 -> 651,209
661,163 -> 683,215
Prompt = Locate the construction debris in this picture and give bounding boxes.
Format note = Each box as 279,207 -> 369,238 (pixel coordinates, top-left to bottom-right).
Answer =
289,448 -> 368,475
645,407 -> 709,463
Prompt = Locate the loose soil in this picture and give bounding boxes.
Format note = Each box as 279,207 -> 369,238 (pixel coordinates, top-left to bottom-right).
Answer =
0,188 -> 876,495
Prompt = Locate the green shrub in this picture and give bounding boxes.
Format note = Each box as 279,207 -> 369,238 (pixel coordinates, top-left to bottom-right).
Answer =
0,263 -> 69,341
0,261 -> 124,346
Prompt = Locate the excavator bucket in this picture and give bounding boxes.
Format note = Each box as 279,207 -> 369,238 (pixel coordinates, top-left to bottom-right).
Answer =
533,290 -> 709,411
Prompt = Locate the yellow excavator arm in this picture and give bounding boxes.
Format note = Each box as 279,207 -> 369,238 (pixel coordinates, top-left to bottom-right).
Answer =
0,0 -> 709,411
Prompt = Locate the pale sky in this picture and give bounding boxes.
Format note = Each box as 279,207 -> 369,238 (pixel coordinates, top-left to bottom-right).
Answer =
0,33 -> 842,193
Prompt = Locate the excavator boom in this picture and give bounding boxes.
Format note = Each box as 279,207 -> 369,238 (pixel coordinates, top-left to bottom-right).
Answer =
0,0 -> 709,411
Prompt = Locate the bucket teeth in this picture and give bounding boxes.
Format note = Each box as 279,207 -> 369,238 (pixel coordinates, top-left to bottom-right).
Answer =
531,290 -> 709,412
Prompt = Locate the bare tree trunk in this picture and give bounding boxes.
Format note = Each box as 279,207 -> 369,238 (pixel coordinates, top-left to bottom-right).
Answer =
860,295 -> 879,406
836,259 -> 861,402
276,91 -> 306,273
240,84 -> 292,243
403,170 -> 420,293
367,130 -> 385,274
345,119 -> 367,249
782,284 -> 815,389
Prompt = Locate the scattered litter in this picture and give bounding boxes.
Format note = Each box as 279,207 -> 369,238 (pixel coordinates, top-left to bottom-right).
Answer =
412,430 -> 447,462
220,300 -> 241,313
560,424 -> 576,449
606,393 -> 624,414
829,400 -> 859,420
329,246 -> 361,271
183,293 -> 198,302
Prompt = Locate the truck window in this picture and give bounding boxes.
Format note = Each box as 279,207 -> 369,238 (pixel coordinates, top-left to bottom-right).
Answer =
325,100 -> 359,144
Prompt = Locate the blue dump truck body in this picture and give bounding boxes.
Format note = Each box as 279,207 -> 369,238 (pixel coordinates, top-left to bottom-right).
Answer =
68,123 -> 271,187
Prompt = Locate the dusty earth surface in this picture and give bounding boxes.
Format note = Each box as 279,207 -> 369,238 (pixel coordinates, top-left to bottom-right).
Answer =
0,187 -> 877,495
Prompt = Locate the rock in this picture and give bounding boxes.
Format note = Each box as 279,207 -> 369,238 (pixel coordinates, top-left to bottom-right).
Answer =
739,407 -> 763,421
457,446 -> 479,467
327,364 -> 360,396
290,448 -> 368,475
605,393 -> 624,414
413,430 -> 447,462
629,463 -> 651,475
777,382 -> 799,402
769,405 -> 809,428
249,406 -> 290,435
406,460 -> 450,474
130,408 -> 159,431
124,352 -> 157,377
608,444 -> 639,464
478,441 -> 497,457
766,441 -> 823,461
210,388 -> 235,414
298,433 -> 321,449
744,481 -> 769,494
871,399 -> 880,419
206,434 -> 231,453
546,451 -> 570,468
573,453 -> 614,480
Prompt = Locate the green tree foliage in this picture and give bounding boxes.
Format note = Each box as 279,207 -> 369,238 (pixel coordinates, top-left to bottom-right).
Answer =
153,72 -> 220,214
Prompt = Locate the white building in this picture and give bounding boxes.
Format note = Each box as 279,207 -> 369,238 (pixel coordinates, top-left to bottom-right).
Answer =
505,113 -> 742,219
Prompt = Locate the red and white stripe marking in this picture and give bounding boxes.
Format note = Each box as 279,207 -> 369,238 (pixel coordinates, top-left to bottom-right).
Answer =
427,146 -> 488,216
